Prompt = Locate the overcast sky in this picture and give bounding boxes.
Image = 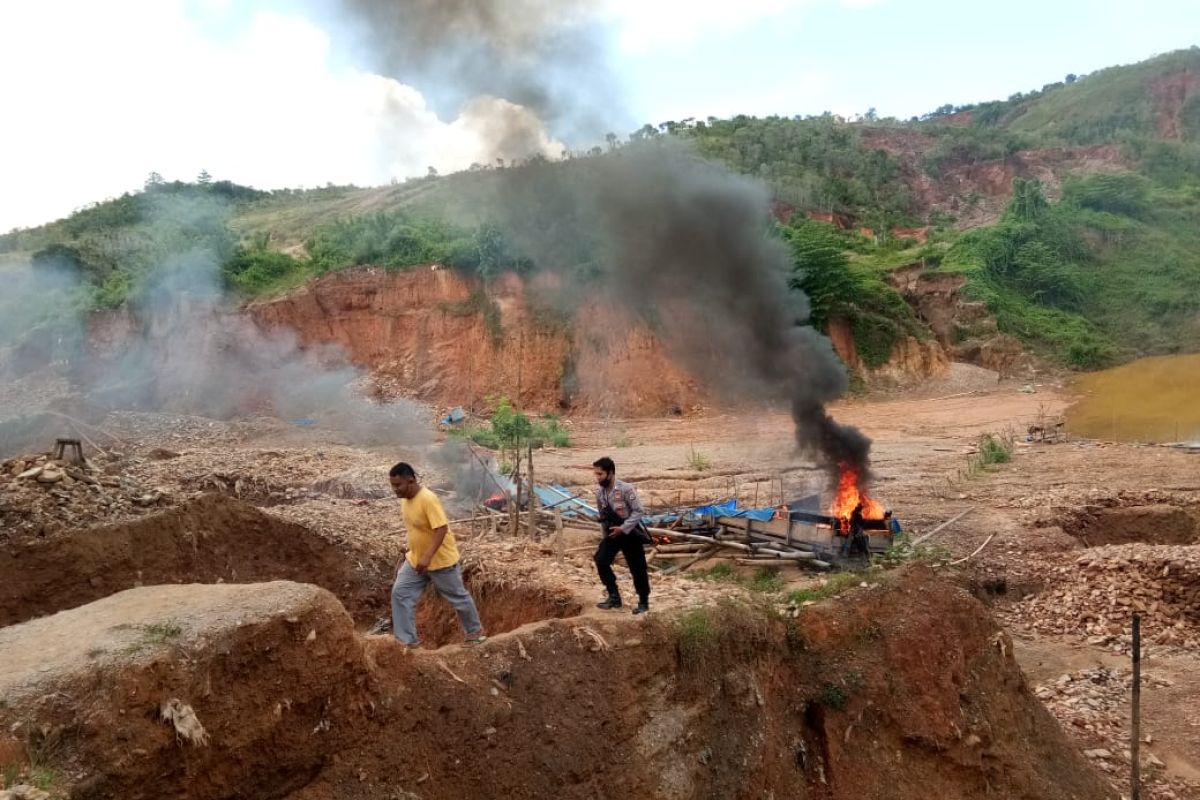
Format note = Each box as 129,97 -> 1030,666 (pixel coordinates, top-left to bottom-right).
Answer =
1,0 -> 1195,232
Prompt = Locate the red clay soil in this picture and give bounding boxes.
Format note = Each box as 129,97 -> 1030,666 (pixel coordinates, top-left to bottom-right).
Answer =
1,567 -> 1113,799
247,267 -> 700,416
1149,69 -> 1200,140
0,494 -> 390,627
414,572 -> 582,648
860,127 -> 1130,227
246,267 -> 945,416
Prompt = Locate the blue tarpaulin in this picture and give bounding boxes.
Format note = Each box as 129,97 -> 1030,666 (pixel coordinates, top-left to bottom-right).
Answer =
440,407 -> 466,426
527,489 -> 781,527
725,507 -> 778,522
532,484 -> 599,520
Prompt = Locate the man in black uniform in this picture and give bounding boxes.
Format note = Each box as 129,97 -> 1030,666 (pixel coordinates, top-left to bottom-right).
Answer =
592,456 -> 651,615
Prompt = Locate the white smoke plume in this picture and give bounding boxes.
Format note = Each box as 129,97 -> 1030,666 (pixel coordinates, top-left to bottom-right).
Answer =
0,193 -> 430,457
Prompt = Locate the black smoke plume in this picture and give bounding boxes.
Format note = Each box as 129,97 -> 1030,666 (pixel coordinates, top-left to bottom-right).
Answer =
458,143 -> 874,480
315,0 -> 619,141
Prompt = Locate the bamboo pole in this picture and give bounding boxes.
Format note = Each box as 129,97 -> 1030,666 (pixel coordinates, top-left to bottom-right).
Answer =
948,532 -> 995,566
735,558 -> 831,569
735,553 -> 813,562
911,506 -> 976,546
661,545 -> 719,575
645,527 -> 755,553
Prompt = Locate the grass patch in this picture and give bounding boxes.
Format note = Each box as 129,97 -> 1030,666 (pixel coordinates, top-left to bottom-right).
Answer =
688,563 -> 784,594
689,563 -> 736,583
948,431 -> 1015,484
30,767 -> 57,791
787,572 -> 862,605
746,567 -> 784,593
613,430 -> 632,448
141,621 -> 183,644
677,608 -> 717,666
874,534 -> 953,569
978,433 -> 1012,465
115,620 -> 184,654
685,445 -> 711,472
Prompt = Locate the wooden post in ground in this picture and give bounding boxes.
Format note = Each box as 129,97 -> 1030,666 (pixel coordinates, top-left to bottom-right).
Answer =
1132,613 -> 1142,800
555,508 -> 565,559
526,445 -> 538,538
510,447 -> 521,538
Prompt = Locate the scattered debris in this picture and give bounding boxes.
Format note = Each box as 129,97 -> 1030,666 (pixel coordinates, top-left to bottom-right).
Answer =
0,786 -> 52,800
436,660 -> 467,684
1,451 -> 171,542
159,699 -> 210,747
573,626 -> 611,652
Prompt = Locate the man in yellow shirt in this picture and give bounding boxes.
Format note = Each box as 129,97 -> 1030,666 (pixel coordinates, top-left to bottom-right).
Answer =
389,462 -> 485,647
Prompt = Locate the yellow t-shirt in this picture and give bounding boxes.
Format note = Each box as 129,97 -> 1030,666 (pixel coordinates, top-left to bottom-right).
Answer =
402,487 -> 460,571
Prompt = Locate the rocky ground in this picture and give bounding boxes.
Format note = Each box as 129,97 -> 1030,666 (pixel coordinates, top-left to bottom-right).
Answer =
2,365 -> 1199,798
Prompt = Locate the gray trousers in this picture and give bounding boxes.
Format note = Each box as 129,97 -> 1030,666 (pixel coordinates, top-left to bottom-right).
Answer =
390,561 -> 483,646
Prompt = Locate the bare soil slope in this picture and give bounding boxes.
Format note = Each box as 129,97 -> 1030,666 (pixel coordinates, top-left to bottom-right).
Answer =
0,569 -> 1112,800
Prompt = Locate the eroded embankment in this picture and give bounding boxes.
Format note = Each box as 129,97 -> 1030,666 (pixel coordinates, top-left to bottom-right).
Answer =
0,568 -> 1112,800
0,494 -> 389,627
0,494 -> 582,644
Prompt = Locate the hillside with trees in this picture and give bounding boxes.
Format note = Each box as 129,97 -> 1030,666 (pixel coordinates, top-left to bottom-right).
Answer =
3,48 -> 1199,373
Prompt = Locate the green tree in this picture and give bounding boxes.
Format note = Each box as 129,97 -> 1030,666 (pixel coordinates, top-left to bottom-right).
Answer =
1007,178 -> 1049,222
784,220 -> 857,330
197,169 -> 212,185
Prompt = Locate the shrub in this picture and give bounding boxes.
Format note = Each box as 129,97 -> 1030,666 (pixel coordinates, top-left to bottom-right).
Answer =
222,247 -> 307,294
686,445 -> 711,472
978,433 -> 1012,466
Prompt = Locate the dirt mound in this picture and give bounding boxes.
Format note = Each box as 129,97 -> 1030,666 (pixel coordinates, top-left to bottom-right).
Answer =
0,582 -> 370,799
2,567 -> 1111,799
0,494 -> 390,627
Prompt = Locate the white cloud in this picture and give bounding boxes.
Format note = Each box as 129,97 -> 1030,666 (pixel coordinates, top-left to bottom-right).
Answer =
0,1 -> 563,231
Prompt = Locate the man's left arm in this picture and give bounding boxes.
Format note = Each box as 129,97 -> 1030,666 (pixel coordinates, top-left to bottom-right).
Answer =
618,484 -> 645,534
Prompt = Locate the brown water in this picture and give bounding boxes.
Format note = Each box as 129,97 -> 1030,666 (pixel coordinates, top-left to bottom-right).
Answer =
1066,353 -> 1200,443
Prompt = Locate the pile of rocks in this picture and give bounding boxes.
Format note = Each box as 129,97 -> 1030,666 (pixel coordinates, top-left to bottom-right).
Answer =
0,452 -> 170,542
1006,544 -> 1200,652
1036,667 -> 1127,748
1034,668 -> 1194,800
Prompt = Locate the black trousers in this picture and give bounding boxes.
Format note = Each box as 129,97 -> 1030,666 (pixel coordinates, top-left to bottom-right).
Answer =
594,532 -> 650,602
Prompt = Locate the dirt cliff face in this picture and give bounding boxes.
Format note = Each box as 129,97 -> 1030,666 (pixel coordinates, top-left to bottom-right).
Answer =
247,267 -> 701,416
1149,69 -> 1200,140
249,267 -> 945,416
861,128 -> 1130,228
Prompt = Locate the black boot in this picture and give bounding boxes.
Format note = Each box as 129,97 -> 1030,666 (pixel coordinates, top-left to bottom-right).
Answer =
632,600 -> 649,615
596,593 -> 622,610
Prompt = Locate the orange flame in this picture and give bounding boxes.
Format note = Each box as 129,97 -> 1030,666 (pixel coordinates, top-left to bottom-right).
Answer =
830,461 -> 885,524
